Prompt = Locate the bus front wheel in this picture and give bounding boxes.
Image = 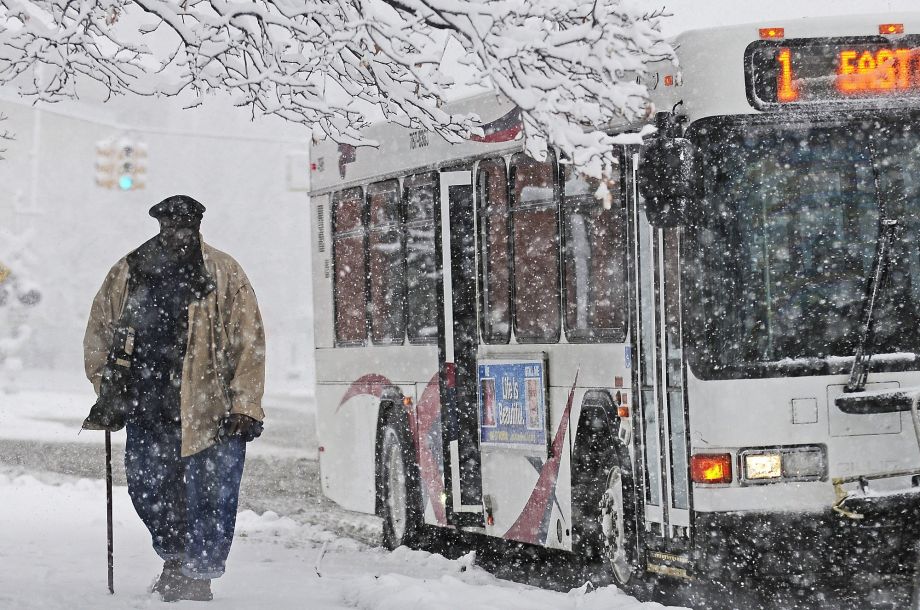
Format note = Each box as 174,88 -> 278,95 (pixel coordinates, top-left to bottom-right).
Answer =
380,413 -> 422,550
600,463 -> 634,587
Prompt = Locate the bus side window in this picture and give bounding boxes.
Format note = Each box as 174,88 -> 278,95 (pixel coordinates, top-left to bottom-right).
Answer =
477,159 -> 511,344
404,173 -> 439,343
561,156 -> 628,342
510,152 -> 560,343
367,180 -> 405,345
332,187 -> 367,346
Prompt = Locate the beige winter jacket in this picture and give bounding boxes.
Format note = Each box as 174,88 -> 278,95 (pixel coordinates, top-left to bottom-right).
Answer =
83,240 -> 265,456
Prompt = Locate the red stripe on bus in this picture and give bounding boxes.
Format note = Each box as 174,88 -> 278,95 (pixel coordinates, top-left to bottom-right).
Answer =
413,374 -> 447,525
502,372 -> 579,545
336,373 -> 393,411
469,125 -> 522,143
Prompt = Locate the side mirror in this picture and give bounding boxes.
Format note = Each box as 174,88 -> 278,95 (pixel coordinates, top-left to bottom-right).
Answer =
637,137 -> 697,227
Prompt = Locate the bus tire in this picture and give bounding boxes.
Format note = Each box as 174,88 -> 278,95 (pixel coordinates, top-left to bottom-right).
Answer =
599,460 -> 637,587
572,399 -> 640,591
380,411 -> 422,550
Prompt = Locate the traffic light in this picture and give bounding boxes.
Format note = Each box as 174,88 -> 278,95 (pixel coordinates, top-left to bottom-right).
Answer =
94,140 -> 116,189
117,140 -> 147,190
95,137 -> 147,190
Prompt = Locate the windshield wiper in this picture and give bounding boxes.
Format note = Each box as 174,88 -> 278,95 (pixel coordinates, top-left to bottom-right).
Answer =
845,217 -> 898,393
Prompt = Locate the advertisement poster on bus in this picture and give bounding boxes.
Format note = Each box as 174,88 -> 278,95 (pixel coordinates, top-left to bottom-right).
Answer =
477,358 -> 547,452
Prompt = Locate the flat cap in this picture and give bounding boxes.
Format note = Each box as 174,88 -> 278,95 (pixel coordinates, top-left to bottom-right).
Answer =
149,195 -> 206,222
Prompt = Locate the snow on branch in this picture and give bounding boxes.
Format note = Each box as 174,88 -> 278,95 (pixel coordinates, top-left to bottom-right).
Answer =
0,0 -> 672,176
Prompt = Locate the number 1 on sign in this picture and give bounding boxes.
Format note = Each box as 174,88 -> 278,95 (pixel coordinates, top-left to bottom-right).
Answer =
777,48 -> 799,102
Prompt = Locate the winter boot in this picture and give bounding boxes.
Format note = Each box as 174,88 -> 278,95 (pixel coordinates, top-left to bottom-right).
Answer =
150,559 -> 182,595
160,573 -> 213,602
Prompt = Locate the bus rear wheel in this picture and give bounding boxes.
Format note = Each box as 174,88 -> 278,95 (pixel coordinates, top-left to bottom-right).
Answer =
380,414 -> 422,550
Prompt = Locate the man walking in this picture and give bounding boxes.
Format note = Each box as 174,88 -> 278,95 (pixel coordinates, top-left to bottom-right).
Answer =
83,195 -> 265,602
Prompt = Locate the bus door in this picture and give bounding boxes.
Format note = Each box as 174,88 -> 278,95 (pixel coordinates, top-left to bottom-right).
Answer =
438,169 -> 484,525
632,153 -> 692,566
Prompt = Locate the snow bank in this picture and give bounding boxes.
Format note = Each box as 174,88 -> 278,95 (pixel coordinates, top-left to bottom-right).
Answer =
236,509 -> 363,552
344,548 -> 669,610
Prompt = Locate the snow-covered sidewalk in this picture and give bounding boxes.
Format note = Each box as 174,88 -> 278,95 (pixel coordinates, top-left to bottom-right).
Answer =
0,471 -> 677,609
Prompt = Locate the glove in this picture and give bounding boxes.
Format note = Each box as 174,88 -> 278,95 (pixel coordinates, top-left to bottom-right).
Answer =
82,326 -> 136,433
81,397 -> 126,432
215,413 -> 263,444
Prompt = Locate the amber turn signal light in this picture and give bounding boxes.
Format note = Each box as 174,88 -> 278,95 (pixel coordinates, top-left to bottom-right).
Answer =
759,27 -> 785,39
690,453 -> 732,484
880,23 -> 904,35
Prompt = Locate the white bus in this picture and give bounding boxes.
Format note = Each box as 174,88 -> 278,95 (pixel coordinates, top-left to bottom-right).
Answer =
309,13 -> 920,596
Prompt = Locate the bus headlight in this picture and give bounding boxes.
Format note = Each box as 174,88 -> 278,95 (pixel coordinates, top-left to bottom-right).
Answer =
743,452 -> 782,480
740,446 -> 827,484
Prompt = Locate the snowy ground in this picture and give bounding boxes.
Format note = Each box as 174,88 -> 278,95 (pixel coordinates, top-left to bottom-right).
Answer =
0,470 -> 675,609
0,468 -> 683,609
0,372 -> 680,609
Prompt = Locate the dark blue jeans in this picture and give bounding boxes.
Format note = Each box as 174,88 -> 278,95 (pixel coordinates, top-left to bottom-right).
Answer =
125,423 -> 246,579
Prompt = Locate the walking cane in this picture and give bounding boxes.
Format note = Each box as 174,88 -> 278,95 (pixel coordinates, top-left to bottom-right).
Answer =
82,329 -> 134,595
105,430 -> 114,594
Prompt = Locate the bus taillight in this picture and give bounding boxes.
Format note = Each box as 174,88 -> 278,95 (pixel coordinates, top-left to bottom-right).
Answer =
691,453 -> 732,484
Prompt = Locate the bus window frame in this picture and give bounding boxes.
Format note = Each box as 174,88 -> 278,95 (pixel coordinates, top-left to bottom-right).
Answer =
332,186 -> 368,347
367,178 -> 406,346
476,157 -> 513,345
560,150 -> 630,344
509,151 -> 562,345
403,171 -> 441,346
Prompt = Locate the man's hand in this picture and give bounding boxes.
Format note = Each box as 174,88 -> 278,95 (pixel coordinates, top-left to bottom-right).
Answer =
216,413 -> 263,443
81,397 -> 126,432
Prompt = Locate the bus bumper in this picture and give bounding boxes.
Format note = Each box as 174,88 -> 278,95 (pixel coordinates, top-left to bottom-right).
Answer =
692,491 -> 920,584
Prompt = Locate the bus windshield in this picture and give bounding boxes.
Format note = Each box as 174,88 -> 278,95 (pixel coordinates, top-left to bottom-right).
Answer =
686,114 -> 920,379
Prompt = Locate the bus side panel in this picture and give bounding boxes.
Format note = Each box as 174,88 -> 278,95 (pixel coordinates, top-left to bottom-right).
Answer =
314,346 -> 439,515
479,385 -> 581,551
476,343 -> 630,550
310,193 -> 334,349
316,381 -> 380,514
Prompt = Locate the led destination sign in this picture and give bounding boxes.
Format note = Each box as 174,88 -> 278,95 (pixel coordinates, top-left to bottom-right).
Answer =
747,36 -> 920,108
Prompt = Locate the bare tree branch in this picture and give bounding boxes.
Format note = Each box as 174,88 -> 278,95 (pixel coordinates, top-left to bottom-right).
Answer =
0,113 -> 12,160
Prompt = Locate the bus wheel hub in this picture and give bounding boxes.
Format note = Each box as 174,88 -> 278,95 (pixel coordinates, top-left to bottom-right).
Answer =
599,466 -> 630,584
